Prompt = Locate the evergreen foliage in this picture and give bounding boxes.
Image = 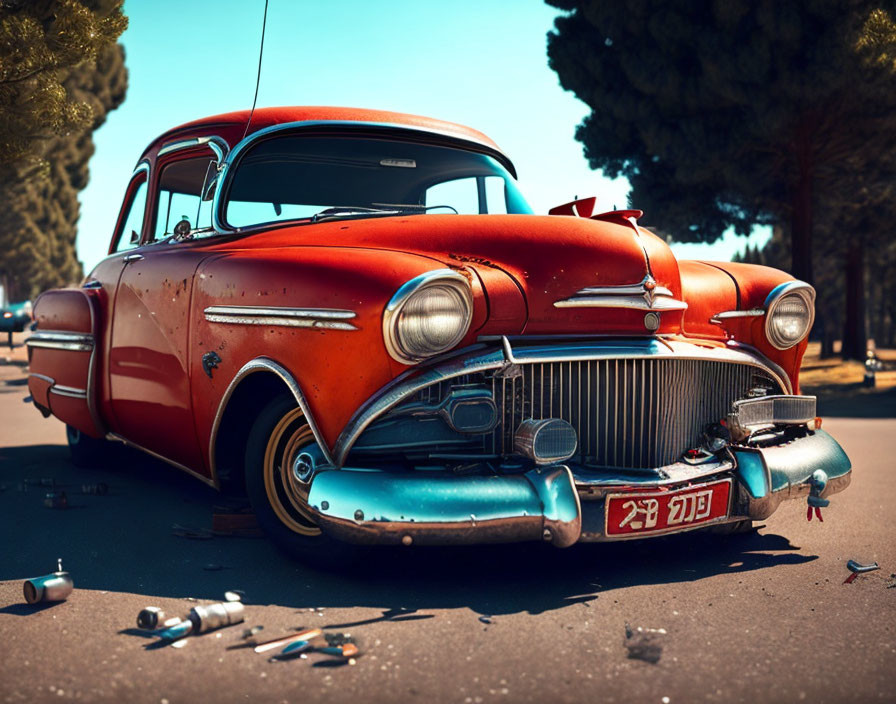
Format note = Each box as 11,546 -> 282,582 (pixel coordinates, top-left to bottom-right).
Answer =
546,0 -> 896,358
0,0 -> 127,301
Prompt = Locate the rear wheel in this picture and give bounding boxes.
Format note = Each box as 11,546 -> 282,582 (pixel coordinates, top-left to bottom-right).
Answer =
66,425 -> 108,468
244,395 -> 358,565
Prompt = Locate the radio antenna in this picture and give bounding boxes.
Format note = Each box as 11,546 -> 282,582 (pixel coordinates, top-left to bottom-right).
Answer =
241,0 -> 269,143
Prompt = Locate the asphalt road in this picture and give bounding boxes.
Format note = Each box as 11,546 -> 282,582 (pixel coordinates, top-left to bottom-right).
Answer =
1,340 -> 894,704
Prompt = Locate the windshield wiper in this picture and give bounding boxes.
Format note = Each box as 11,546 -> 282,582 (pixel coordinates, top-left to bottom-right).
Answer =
310,206 -> 402,223
309,203 -> 459,223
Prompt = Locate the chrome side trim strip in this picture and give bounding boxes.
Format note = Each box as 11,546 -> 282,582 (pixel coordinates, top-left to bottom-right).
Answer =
107,433 -> 216,489
204,306 -> 358,330
28,373 -> 55,385
554,275 -> 687,312
26,331 -> 95,352
49,384 -> 87,399
710,308 -> 765,324
554,295 -> 688,311
333,337 -> 791,467
209,357 -> 335,485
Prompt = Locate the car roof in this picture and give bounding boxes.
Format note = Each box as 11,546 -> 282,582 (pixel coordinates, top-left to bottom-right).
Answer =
143,106 -> 507,163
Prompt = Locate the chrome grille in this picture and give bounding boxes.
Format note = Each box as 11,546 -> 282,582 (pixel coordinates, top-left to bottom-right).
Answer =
486,359 -> 781,469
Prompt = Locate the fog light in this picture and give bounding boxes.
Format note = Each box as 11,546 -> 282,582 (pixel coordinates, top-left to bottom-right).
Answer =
514,419 -> 577,464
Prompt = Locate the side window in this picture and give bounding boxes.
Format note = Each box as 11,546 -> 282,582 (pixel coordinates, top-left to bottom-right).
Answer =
426,177 -> 479,214
111,177 -> 148,254
425,175 -> 511,215
153,154 -> 216,240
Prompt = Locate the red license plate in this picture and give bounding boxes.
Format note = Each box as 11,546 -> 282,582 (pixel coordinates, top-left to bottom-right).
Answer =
605,479 -> 732,537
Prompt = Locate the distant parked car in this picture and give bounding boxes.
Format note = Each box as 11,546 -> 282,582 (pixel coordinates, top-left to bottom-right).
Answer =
25,106 -> 850,561
1,300 -> 32,347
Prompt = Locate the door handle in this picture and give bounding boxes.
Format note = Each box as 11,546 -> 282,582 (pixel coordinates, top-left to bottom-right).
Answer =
123,253 -> 144,263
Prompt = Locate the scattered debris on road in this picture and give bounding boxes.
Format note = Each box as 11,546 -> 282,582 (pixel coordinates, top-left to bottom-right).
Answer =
43,491 -> 67,509
137,607 -> 167,630
253,628 -> 323,654
843,559 -> 881,584
478,615 -> 493,625
80,483 -> 109,495
241,625 -> 264,640
23,558 -> 73,604
624,624 -> 666,664
171,524 -> 214,540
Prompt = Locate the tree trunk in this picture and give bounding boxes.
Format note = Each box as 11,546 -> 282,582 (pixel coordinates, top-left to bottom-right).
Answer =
840,241 -> 866,360
790,128 -> 814,285
820,315 -> 836,358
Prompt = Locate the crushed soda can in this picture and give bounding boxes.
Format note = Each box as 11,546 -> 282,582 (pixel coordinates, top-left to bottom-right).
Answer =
43,491 -> 67,509
24,559 -> 73,604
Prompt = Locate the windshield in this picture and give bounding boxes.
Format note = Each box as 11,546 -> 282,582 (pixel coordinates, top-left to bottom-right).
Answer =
222,133 -> 532,228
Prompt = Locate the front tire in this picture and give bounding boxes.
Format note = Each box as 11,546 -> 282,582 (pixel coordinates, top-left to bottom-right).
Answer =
66,425 -> 108,468
244,395 -> 358,565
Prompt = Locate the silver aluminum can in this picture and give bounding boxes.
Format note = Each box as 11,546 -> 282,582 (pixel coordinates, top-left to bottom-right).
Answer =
189,601 -> 244,633
23,571 -> 73,604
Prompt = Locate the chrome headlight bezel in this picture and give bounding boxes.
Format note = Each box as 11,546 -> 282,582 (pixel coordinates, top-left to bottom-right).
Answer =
763,281 -> 816,350
383,269 -> 473,365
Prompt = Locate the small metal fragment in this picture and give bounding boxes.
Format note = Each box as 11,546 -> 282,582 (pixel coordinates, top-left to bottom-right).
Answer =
224,590 -> 245,602
479,615 -> 493,625
843,560 -> 881,583
279,639 -> 312,657
158,620 -> 193,641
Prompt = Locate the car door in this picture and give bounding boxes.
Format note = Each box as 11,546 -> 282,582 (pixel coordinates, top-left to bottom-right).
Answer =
108,145 -> 219,474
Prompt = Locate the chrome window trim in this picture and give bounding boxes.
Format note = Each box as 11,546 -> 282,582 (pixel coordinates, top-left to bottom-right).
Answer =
157,135 -> 230,162
763,281 -> 816,350
204,305 -> 358,330
26,331 -> 95,352
208,357 -> 335,486
210,120 -> 517,234
382,269 -> 473,365
333,336 -> 792,467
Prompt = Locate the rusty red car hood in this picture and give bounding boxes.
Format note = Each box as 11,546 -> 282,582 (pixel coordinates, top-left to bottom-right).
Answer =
229,213 -> 684,335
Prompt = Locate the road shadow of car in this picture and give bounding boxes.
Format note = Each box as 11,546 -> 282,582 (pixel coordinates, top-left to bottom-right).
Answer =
0,442 -> 816,618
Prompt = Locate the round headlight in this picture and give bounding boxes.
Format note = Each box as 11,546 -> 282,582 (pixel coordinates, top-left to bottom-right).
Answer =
764,282 -> 815,350
384,270 -> 473,364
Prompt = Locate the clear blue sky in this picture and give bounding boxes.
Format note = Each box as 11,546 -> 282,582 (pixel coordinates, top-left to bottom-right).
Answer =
77,0 -> 770,271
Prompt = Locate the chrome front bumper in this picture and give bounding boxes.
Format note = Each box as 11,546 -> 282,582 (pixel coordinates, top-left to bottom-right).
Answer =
306,429 -> 851,546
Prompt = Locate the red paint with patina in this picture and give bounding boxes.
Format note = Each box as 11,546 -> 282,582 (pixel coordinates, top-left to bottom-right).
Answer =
27,107 -> 809,483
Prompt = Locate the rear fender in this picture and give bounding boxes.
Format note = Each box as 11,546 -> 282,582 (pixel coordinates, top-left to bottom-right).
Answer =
27,289 -> 105,438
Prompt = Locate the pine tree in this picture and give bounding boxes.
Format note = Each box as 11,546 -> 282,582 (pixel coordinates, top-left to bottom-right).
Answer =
0,1 -> 127,301
547,1 -> 896,359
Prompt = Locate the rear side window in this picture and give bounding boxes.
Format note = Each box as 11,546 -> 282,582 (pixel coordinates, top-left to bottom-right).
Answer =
111,174 -> 148,254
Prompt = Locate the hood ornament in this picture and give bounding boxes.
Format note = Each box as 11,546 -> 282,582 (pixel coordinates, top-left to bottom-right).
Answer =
553,274 -> 687,312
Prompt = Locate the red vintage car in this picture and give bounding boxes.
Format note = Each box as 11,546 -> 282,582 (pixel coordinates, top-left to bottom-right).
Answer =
26,106 -> 850,560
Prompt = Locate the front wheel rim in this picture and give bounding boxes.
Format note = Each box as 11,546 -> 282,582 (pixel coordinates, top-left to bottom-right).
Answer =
262,407 -> 321,537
